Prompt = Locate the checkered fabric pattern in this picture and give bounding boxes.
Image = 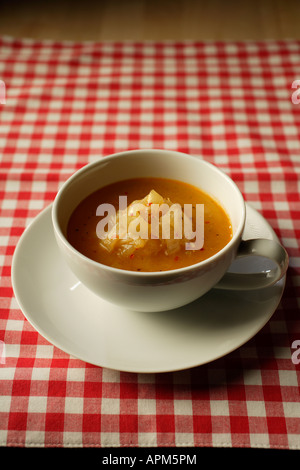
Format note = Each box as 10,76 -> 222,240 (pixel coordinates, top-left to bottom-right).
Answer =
0,36 -> 300,449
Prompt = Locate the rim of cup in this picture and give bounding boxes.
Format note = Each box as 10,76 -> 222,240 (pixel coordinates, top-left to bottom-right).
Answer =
52,149 -> 246,277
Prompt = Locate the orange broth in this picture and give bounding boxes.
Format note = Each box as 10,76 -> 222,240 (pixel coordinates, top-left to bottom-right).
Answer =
67,177 -> 232,272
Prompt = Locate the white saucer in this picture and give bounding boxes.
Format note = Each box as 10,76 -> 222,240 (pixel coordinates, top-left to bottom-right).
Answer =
12,203 -> 286,374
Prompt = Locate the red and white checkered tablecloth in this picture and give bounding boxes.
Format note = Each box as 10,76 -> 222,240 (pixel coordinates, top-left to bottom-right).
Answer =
0,36 -> 300,449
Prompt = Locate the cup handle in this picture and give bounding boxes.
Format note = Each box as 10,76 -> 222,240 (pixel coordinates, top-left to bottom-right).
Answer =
215,238 -> 289,290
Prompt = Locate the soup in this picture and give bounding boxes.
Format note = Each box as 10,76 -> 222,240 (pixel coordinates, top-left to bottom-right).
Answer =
67,177 -> 232,272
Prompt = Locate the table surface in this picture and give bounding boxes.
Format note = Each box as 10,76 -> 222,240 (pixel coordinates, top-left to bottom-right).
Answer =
1,0 -> 300,42
0,36 -> 299,449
